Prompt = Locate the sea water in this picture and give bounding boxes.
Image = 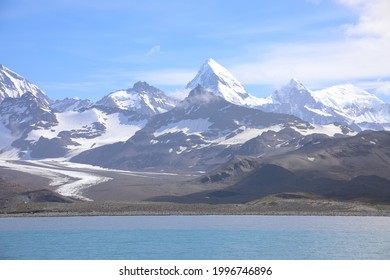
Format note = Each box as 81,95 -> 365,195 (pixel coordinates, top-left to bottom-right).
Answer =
1,216 -> 389,260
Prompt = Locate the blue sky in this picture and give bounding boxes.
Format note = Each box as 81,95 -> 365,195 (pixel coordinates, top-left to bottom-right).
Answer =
1,0 -> 390,101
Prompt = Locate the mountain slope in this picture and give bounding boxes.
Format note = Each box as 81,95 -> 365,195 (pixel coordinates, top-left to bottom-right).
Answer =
51,98 -> 93,112
152,130 -> 390,204
0,65 -> 49,105
96,81 -> 177,116
71,86 -> 354,171
312,84 -> 389,130
0,92 -> 58,158
262,79 -> 338,124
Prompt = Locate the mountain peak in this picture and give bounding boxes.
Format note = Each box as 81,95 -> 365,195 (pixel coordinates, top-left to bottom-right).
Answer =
132,81 -> 158,93
203,58 -> 228,75
186,58 -> 258,106
96,81 -> 177,115
271,78 -> 314,106
287,78 -> 307,90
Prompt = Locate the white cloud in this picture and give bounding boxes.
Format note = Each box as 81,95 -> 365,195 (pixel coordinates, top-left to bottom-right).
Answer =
226,0 -> 390,94
167,88 -> 191,101
338,0 -> 390,39
146,45 -> 162,56
345,80 -> 390,96
230,38 -> 390,88
374,82 -> 390,96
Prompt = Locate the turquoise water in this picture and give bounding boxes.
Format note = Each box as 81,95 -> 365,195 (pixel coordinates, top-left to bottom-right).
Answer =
1,216 -> 390,259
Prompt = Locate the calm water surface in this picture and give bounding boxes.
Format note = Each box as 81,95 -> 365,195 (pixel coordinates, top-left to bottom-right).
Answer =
0,215 -> 389,260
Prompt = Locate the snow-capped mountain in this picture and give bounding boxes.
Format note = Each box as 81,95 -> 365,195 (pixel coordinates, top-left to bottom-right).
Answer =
186,59 -> 390,131
312,84 -> 390,130
0,64 -> 49,105
262,79 -> 340,125
0,96 -> 148,159
1,61 -> 388,165
0,66 -> 175,159
261,79 -> 390,131
96,81 -> 177,116
51,98 -> 93,112
186,59 -> 267,107
72,86 -> 354,171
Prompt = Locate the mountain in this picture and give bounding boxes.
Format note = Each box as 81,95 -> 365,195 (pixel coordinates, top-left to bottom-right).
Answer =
96,81 -> 177,116
262,79 -> 341,125
312,84 -> 390,130
261,79 -> 390,131
186,59 -> 267,107
0,95 -> 152,159
151,130 -> 390,204
0,66 -> 167,159
0,64 -> 50,105
1,61 -> 387,166
51,98 -> 93,112
186,60 -> 390,131
2,62 -> 389,207
0,92 -> 58,158
0,65 -> 177,159
71,86 -> 354,171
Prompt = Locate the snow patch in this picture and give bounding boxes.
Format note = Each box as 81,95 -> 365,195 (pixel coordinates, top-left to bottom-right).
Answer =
304,106 -> 333,117
154,118 -> 211,137
293,124 -> 356,137
216,125 -> 284,145
176,146 -> 187,154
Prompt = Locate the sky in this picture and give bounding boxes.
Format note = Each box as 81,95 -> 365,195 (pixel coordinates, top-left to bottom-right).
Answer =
1,0 -> 390,102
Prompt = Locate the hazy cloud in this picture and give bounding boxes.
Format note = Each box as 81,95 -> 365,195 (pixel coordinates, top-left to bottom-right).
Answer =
374,82 -> 390,96
168,88 -> 191,101
146,45 -> 162,56
338,0 -> 390,39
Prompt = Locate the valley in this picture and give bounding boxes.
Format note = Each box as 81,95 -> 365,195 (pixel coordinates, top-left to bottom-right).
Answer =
1,59 -> 390,216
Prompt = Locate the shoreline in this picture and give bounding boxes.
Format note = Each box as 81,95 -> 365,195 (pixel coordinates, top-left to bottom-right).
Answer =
2,197 -> 390,218
2,212 -> 390,218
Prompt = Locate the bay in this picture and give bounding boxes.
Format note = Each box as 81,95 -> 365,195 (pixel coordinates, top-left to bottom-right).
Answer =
0,215 -> 389,260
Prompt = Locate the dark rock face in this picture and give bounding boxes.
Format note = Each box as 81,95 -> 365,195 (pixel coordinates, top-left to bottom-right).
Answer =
30,135 -> 80,158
